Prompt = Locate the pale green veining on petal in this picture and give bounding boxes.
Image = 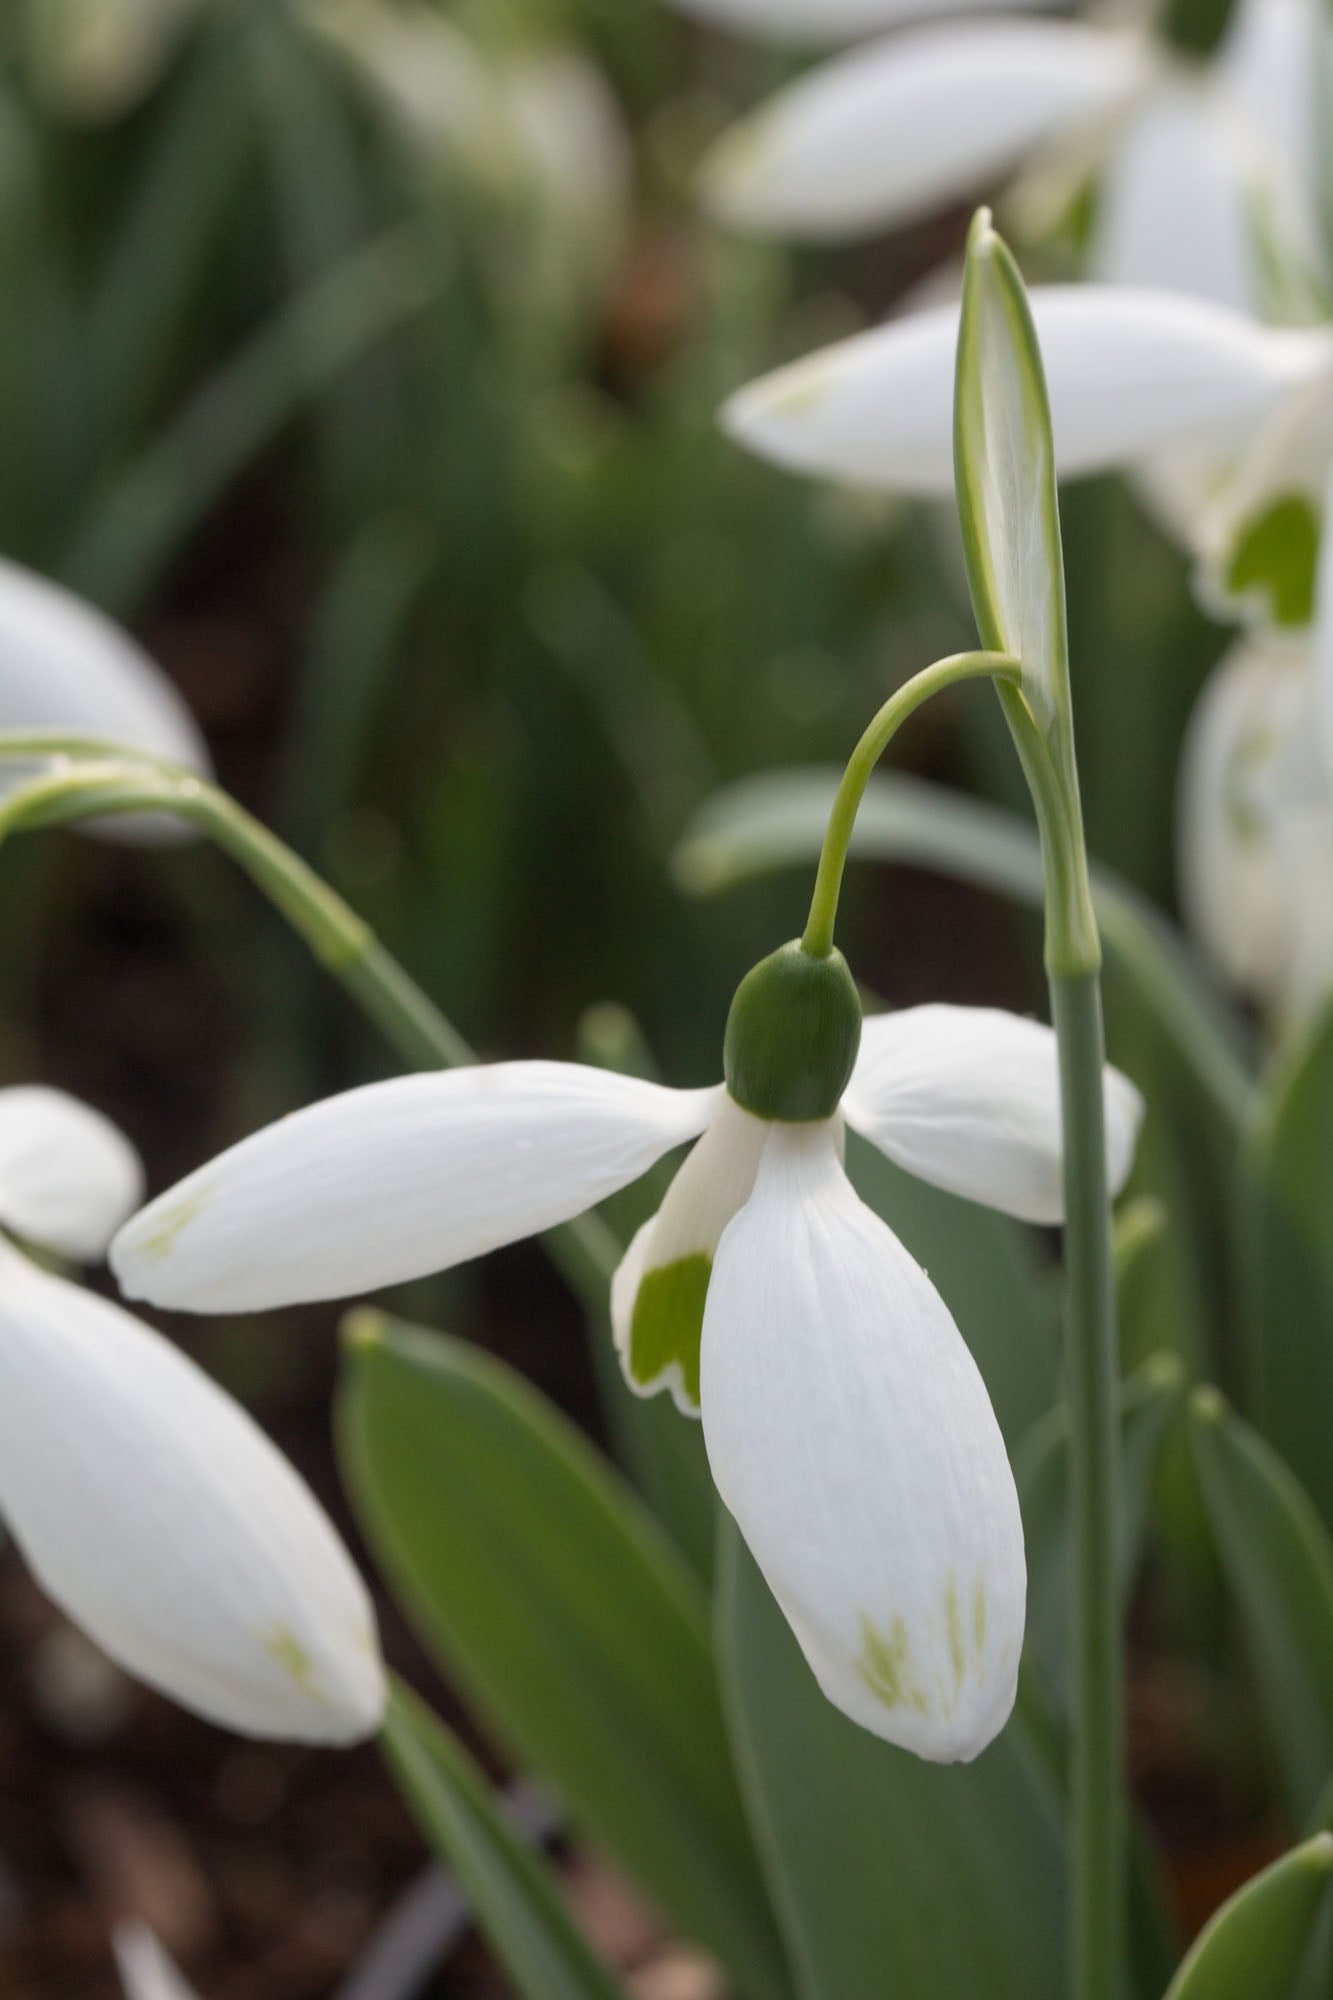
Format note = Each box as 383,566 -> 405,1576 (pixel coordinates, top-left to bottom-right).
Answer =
945,1576 -> 966,1693
628,1254 -> 710,1409
264,1623 -> 326,1701
857,1613 -> 928,1716
973,1576 -> 988,1655
133,1183 -> 212,1264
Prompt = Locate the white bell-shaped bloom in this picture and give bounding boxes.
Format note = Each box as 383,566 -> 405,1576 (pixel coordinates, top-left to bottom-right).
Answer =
0,1087 -> 385,1746
0,556 -> 209,840
722,287 -> 1332,498
113,1004 -> 1143,1761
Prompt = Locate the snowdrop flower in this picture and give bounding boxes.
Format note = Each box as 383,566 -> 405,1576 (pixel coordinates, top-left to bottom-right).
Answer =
25,0 -> 204,122
0,1086 -> 385,1744
113,945 -> 1142,1760
685,0 -> 1327,324
0,556 -> 209,839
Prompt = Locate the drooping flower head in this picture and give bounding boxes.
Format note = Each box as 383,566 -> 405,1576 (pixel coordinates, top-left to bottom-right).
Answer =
113,943 -> 1141,1763
0,1085 -> 384,1744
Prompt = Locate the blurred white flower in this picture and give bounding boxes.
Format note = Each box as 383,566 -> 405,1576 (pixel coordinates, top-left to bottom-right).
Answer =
25,0 -> 205,123
113,985 -> 1141,1759
113,1921 -> 200,2000
0,1086 -> 385,1745
0,556 -> 209,841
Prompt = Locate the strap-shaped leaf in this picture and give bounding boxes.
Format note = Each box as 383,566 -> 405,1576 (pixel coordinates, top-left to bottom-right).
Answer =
1240,1002 -> 1333,1534
716,1523 -> 1066,2000
1017,1355 -> 1183,1717
382,1681 -> 630,2000
339,1313 -> 793,2000
1189,1389 -> 1333,1824
1161,1834 -> 1333,2000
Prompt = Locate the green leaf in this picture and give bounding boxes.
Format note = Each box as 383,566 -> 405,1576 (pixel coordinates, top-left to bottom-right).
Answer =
716,1523 -> 1066,2000
672,766 -> 1251,1137
382,1680 -> 629,2000
1189,1389 -> 1333,1823
847,1131 -> 1057,1446
1162,1834 -> 1333,2000
1016,1355 -> 1184,1715
1241,1001 -> 1333,1533
954,208 -> 1069,743
340,1312 -> 793,2000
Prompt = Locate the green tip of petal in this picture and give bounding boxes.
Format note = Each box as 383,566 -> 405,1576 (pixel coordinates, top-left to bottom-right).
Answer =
341,1308 -> 388,1355
627,1255 -> 709,1412
1190,1384 -> 1229,1425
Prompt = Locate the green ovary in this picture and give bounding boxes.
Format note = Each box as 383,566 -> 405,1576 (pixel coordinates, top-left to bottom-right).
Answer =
628,1255 -> 711,1408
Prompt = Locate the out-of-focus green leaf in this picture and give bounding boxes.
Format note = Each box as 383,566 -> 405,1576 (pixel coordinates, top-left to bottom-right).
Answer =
847,1131 -> 1057,1447
673,768 -> 1252,1136
1240,1002 -> 1333,1534
1115,1198 -> 1168,1371
340,1312 -> 794,2000
382,1680 -> 630,2000
716,1524 -> 1065,2000
1189,1389 -> 1333,1823
1016,1355 -> 1183,1715
1161,1834 -> 1333,2000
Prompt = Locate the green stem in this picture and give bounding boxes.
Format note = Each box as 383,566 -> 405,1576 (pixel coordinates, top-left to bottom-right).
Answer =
1051,966 -> 1124,2000
0,751 -> 619,1311
801,651 -> 1020,958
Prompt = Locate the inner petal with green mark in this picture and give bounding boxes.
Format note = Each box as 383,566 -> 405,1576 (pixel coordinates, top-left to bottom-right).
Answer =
611,1096 -> 768,1416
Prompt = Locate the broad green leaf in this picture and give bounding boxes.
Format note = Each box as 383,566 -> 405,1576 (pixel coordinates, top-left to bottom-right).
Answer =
382,1680 -> 630,2000
716,1522 -> 1066,2000
847,1131 -> 1057,1446
1241,1001 -> 1333,1533
955,209 -> 1069,743
1016,1355 -> 1184,1715
672,766 -> 1251,1137
340,1313 -> 793,2000
1162,1834 -> 1333,2000
1189,1389 -> 1333,1823
1115,1198 -> 1169,1372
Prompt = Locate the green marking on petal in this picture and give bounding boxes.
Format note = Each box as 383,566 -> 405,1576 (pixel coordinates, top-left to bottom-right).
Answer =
628,1254 -> 710,1410
1225,492 -> 1320,627
856,1614 -> 929,1716
133,1184 -> 212,1263
264,1624 -> 324,1700
945,1577 -> 965,1692
973,1577 -> 988,1655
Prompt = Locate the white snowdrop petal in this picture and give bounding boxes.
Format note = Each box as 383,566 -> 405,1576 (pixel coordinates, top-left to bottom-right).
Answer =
722,288 -> 1332,494
701,1124 -> 1025,1760
0,1086 -> 143,1259
1094,84 -> 1264,314
667,0 -> 1056,41
113,1922 -> 200,2000
842,1006 -> 1142,1223
113,1064 -> 721,1312
1219,0 -> 1324,224
0,1245 -> 385,1742
611,1095 -> 767,1413
703,22 -> 1149,240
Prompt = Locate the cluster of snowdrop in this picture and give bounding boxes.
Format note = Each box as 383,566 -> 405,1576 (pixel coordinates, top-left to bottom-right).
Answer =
678,0 -> 1333,1025
0,552 -> 1140,1766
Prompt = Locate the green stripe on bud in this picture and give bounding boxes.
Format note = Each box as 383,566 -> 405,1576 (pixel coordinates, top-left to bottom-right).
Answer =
628,1255 -> 710,1410
724,941 -> 862,1123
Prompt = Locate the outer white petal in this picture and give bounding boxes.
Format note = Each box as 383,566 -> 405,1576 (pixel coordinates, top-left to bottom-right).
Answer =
0,557 -> 209,844
1177,637 -> 1316,1001
1094,82 -> 1266,314
666,0 -> 1058,42
1190,359 -> 1333,614
113,1923 -> 200,2000
611,1094 -> 768,1413
1218,0 -> 1324,239
113,1064 -> 720,1313
842,1006 -> 1142,1224
702,22 -> 1149,241
0,1086 -> 143,1259
0,1244 -> 385,1743
722,288 -> 1332,494
701,1124 -> 1025,1760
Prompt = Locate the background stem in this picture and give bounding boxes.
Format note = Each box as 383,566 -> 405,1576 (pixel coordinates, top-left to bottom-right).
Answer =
1050,968 -> 1124,2000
